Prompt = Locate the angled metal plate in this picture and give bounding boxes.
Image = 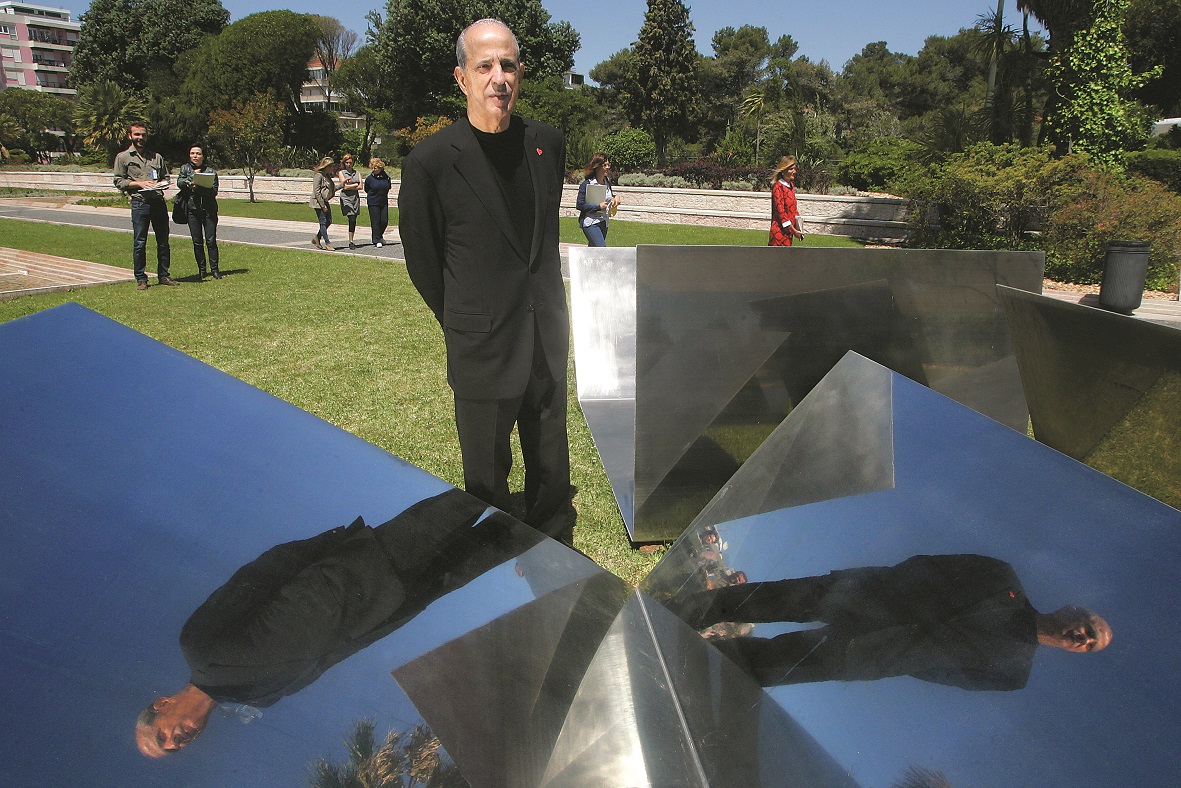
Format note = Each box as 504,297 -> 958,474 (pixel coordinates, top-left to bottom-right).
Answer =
644,352 -> 1181,786
1000,286 -> 1181,509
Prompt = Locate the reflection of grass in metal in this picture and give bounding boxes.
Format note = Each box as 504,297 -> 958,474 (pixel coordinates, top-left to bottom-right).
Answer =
310,719 -> 468,787
1085,371 -> 1181,510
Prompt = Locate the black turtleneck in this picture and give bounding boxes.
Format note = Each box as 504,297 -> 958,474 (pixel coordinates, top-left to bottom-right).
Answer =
469,116 -> 535,254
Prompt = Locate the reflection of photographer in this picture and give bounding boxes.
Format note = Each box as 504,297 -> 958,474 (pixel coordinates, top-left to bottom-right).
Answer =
136,490 -> 536,758
676,554 -> 1111,691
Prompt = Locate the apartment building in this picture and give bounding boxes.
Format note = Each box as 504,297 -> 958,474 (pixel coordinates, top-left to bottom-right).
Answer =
0,1 -> 79,96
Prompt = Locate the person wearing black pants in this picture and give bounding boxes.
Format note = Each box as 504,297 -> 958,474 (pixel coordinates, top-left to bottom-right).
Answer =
177,143 -> 220,280
364,158 -> 392,248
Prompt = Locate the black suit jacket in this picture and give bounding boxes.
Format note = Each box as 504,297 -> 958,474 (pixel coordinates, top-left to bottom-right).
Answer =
398,116 -> 568,400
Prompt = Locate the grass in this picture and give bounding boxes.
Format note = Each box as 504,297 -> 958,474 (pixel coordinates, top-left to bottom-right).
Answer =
0,216 -> 661,584
0,200 -> 863,581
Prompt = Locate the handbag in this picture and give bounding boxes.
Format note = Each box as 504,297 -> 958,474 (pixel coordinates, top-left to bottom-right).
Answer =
172,192 -> 190,224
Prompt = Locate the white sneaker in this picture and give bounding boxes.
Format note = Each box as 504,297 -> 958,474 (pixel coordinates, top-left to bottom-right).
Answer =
375,242 -> 383,248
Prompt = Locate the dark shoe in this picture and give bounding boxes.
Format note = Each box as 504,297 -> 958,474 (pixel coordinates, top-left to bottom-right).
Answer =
349,241 -> 356,250
136,280 -> 149,291
211,269 -> 223,280
197,268 -> 207,281
159,276 -> 181,286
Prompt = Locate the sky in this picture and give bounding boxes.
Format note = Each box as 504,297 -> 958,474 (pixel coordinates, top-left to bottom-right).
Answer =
54,0 -> 1044,82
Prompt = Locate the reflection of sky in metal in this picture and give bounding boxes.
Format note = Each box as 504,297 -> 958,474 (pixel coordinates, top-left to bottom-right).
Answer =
646,354 -> 1181,786
0,304 -> 609,784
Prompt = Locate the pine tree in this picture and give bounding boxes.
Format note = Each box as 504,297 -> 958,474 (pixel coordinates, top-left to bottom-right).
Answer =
632,0 -> 699,166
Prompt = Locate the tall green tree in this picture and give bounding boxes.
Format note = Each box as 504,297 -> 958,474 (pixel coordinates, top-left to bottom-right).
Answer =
336,45 -> 394,161
182,11 -> 321,117
74,80 -> 149,159
632,0 -> 699,165
0,90 -> 76,157
1033,0 -> 1158,163
375,0 -> 579,130
71,0 -> 228,87
1124,0 -> 1181,115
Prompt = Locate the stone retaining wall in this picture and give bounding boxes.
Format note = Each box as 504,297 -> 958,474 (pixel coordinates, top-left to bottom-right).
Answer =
0,170 -> 910,242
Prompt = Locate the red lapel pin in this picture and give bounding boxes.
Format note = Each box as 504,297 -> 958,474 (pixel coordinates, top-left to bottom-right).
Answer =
536,148 -> 543,156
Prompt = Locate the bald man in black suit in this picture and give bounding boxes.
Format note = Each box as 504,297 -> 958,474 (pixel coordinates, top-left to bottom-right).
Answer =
398,19 -> 571,543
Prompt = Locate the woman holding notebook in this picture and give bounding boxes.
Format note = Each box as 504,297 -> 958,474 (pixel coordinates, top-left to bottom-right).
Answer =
575,153 -> 621,247
176,143 -> 221,280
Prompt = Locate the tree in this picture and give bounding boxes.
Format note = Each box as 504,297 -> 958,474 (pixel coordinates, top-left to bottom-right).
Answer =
207,93 -> 285,202
632,0 -> 699,165
1125,0 -> 1181,115
74,80 -> 149,159
336,45 -> 394,161
182,11 -> 321,118
71,0 -> 228,87
309,719 -> 467,788
1036,0 -> 1159,164
0,89 -> 76,158
311,16 -> 360,105
375,0 -> 579,129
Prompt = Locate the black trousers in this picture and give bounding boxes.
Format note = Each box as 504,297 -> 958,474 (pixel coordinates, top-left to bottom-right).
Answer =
453,361 -> 572,543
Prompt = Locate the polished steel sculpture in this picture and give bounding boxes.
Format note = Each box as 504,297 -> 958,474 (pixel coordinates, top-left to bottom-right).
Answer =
571,246 -> 1045,541
1000,286 -> 1181,509
643,352 -> 1181,785
0,304 -> 852,786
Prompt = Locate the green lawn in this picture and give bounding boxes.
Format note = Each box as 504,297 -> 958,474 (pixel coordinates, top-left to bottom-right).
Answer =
0,207 -> 862,581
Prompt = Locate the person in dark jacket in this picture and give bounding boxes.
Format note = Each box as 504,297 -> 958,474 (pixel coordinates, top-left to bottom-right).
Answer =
674,554 -> 1111,691
134,488 -> 543,758
364,157 -> 392,248
176,143 -> 221,280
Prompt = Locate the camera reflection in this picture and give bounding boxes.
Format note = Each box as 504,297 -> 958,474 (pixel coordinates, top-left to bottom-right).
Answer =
670,553 -> 1111,691
136,489 -> 537,758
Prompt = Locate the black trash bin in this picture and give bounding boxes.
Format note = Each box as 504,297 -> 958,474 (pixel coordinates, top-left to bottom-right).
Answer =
1098,240 -> 1150,313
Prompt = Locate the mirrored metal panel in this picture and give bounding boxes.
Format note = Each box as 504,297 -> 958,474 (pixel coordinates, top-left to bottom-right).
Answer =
1000,286 -> 1181,509
570,248 -> 638,530
0,304 -> 604,784
631,246 -> 1043,541
395,581 -> 857,787
643,352 -> 1181,786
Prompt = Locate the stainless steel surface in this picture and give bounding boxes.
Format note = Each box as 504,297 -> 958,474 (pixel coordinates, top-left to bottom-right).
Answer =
644,352 -> 1181,785
1,303 -> 865,786
1000,287 -> 1181,508
632,245 -> 1044,541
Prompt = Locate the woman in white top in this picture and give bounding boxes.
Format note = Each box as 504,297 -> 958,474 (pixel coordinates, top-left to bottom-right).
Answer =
575,152 -> 621,247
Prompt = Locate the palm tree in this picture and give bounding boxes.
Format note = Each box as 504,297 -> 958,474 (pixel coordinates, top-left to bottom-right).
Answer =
310,719 -> 468,788
739,87 -> 767,165
74,81 -> 147,160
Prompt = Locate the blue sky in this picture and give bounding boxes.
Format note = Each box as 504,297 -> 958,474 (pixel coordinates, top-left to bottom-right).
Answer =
56,1 -> 1043,80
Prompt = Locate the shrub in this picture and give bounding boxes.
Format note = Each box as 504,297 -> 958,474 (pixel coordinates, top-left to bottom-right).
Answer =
907,144 -> 1084,250
836,137 -> 924,193
616,173 -> 691,189
600,128 -> 656,172
1043,170 -> 1181,290
906,142 -> 1181,290
1126,149 -> 1181,194
664,160 -> 765,189
721,180 -> 754,191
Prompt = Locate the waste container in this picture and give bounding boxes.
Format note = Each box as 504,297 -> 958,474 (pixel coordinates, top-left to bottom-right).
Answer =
1098,240 -> 1150,313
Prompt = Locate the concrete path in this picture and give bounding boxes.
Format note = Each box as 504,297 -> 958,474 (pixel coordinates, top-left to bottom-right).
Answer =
0,246 -> 135,300
2,198 -> 1179,329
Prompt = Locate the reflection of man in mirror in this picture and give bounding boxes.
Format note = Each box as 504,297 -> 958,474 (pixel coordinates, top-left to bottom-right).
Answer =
673,554 -> 1111,691
136,489 -> 537,757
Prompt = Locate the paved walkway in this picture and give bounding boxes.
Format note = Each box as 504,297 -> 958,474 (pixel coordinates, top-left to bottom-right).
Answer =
0,246 -> 135,300
2,198 -> 1180,328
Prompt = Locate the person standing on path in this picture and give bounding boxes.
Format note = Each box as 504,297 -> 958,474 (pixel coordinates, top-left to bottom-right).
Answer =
176,143 -> 221,280
363,158 -> 392,248
310,157 -> 337,251
337,153 -> 362,249
113,121 -> 177,290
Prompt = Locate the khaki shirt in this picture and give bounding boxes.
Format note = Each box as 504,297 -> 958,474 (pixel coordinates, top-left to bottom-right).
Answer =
113,145 -> 169,199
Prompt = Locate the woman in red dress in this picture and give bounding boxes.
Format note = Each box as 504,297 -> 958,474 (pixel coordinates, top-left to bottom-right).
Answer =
768,155 -> 804,247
